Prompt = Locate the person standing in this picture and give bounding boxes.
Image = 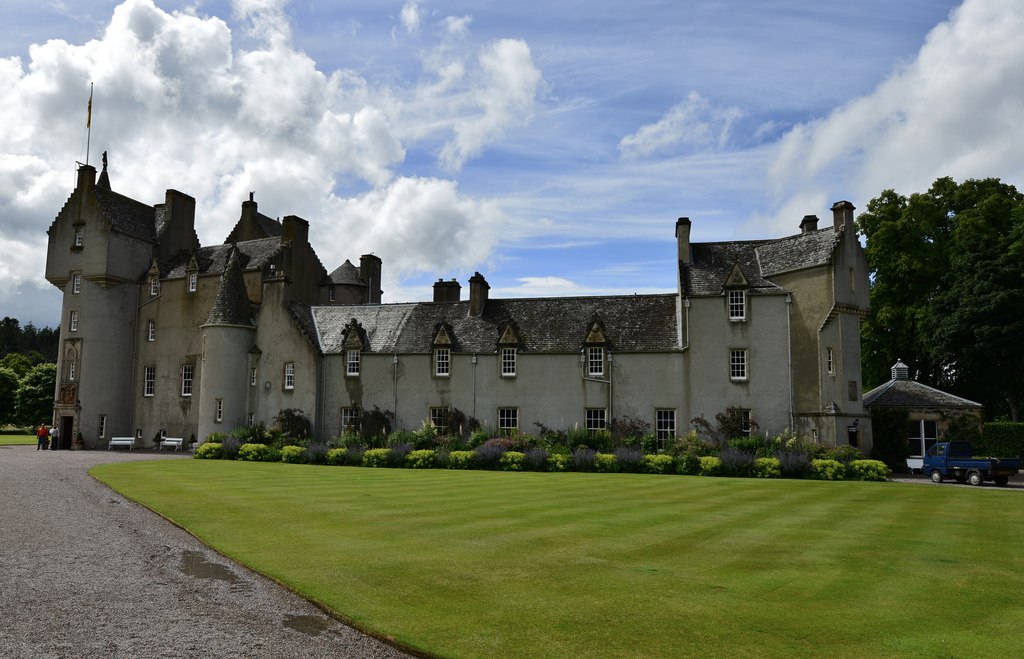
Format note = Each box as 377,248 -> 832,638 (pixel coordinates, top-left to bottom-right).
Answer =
36,424 -> 48,450
49,425 -> 59,451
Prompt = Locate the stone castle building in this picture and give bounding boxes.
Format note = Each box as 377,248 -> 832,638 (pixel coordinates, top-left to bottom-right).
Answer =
45,158 -> 872,451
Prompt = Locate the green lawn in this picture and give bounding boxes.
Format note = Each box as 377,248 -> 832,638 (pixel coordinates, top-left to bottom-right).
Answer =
91,461 -> 1024,658
0,429 -> 35,445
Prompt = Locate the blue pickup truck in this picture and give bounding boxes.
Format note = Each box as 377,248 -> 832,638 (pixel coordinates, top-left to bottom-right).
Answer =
923,441 -> 1020,486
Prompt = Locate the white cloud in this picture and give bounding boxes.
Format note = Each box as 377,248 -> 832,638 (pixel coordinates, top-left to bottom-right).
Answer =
618,91 -> 743,159
400,0 -> 422,35
766,0 -> 1024,234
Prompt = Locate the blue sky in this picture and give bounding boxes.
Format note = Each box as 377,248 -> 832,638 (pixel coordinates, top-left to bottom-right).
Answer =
3,0 -> 1021,328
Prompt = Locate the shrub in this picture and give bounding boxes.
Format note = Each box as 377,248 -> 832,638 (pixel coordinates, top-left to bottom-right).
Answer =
499,451 -> 525,471
825,445 -> 863,465
641,453 -> 675,475
412,422 -> 437,449
613,447 -> 643,473
570,447 -> 597,472
666,431 -> 718,458
204,432 -> 228,444
230,423 -> 268,445
983,422 -> 1024,458
235,443 -> 281,462
387,429 -> 417,447
274,408 -> 312,440
474,442 -> 508,470
675,453 -> 701,475
547,454 -> 569,472
810,459 -> 846,480
775,450 -> 812,479
220,436 -> 242,460
406,449 -> 436,469
278,445 -> 305,464
447,450 -> 475,469
325,447 -> 348,466
434,448 -> 451,468
848,459 -> 891,481
718,448 -> 756,477
303,443 -> 329,465
345,445 -> 366,466
194,442 -> 222,459
387,442 -> 413,467
362,448 -> 392,468
566,427 -> 592,451
594,453 -> 619,473
753,457 -> 782,478
523,447 -> 549,471
468,429 -> 491,449
698,456 -> 722,476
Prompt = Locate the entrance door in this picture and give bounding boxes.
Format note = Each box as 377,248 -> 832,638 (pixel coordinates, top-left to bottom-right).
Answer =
60,416 -> 74,450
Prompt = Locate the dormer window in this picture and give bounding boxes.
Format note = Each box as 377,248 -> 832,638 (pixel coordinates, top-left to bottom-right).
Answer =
434,348 -> 450,377
342,318 -> 366,378
346,350 -> 360,376
582,317 -> 609,378
497,320 -> 521,378
728,290 -> 746,321
73,226 -> 83,247
188,272 -> 197,293
431,323 -> 455,378
501,347 -> 516,377
149,277 -> 160,296
587,347 -> 605,377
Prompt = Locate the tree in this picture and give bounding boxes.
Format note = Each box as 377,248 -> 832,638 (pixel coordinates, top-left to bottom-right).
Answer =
0,367 -> 19,426
15,363 -> 56,427
859,177 -> 1024,420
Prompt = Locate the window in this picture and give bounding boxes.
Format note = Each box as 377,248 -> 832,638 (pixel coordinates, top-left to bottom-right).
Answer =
728,290 -> 746,321
73,226 -> 83,247
143,365 -> 156,397
247,413 -> 255,426
187,272 -> 197,293
341,407 -> 360,432
656,410 -> 676,450
329,286 -> 336,302
69,310 -> 79,332
250,368 -> 257,386
215,398 -> 223,422
98,415 -> 107,439
150,277 -> 160,296
181,364 -> 194,397
346,350 -> 360,376
729,409 -> 752,436
585,408 -> 607,434
498,407 -> 518,432
826,347 -> 835,375
730,349 -> 747,381
434,348 -> 450,377
147,320 -> 156,342
284,362 -> 295,390
501,347 -> 516,377
587,347 -> 605,377
72,273 -> 81,294
908,419 -> 938,457
68,359 -> 76,382
430,407 -> 449,434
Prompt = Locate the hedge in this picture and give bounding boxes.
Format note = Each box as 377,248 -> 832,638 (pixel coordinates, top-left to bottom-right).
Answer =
983,422 -> 1024,458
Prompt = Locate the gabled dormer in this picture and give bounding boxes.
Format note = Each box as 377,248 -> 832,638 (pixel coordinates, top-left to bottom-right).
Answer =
342,318 -> 367,377
497,319 -> 521,378
724,262 -> 749,322
582,317 -> 609,378
145,257 -> 161,297
432,322 -> 456,378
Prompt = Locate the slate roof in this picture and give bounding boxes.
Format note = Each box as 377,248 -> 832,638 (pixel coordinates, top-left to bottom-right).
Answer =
92,187 -> 156,242
303,294 -> 680,355
323,260 -> 365,286
863,379 -> 983,409
162,238 -> 282,278
205,248 -> 255,326
683,227 -> 840,296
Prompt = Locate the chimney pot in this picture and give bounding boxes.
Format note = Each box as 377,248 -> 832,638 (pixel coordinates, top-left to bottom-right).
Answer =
800,214 -> 819,234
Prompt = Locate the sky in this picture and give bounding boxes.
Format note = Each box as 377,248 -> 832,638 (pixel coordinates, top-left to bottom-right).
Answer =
2,0 -> 1022,329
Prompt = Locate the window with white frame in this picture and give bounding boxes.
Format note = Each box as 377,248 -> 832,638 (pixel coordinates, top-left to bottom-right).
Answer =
147,320 -> 156,342
429,407 -> 449,434
585,408 -> 607,434
908,419 -> 938,457
346,350 -> 360,376
150,277 -> 160,296
187,272 -> 197,293
69,310 -> 79,332
143,365 -> 156,397
826,347 -> 835,375
250,367 -> 257,386
215,398 -> 223,422
656,409 -> 676,450
434,348 -> 450,377
98,414 -> 107,439
284,362 -> 295,389
73,226 -> 83,247
341,406 -> 360,432
501,347 -> 516,377
181,364 -> 194,397
72,273 -> 81,294
498,407 -> 518,432
729,349 -> 748,381
728,290 -> 746,321
587,346 -> 605,377
68,359 -> 76,382
729,408 -> 752,436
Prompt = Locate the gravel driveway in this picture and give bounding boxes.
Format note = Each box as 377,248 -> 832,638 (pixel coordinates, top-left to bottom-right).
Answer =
0,445 -> 412,659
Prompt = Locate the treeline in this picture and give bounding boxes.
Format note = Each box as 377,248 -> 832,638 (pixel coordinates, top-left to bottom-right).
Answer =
0,317 -> 59,363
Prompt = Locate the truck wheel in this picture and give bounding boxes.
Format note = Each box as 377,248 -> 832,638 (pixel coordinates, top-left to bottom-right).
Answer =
994,475 -> 1009,487
968,471 -> 983,486
930,470 -> 943,484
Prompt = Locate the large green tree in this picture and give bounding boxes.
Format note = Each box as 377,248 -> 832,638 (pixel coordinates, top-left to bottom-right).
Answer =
15,362 -> 56,427
859,177 -> 1024,420
0,367 -> 19,426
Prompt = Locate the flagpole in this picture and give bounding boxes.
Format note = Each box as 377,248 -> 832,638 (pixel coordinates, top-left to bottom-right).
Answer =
86,82 -> 93,166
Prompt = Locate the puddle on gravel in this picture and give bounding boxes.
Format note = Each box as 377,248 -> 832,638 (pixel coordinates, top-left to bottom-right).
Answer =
181,550 -> 251,592
283,614 -> 333,636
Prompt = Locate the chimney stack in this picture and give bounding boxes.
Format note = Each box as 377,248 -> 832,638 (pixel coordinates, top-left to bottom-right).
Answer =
433,278 -> 461,303
359,254 -> 383,303
831,201 -> 855,233
675,217 -> 691,264
282,215 -> 309,246
468,272 -> 489,317
800,215 -> 819,234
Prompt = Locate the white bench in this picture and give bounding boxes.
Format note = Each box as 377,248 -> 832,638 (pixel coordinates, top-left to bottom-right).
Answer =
159,437 -> 184,451
108,437 -> 136,450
